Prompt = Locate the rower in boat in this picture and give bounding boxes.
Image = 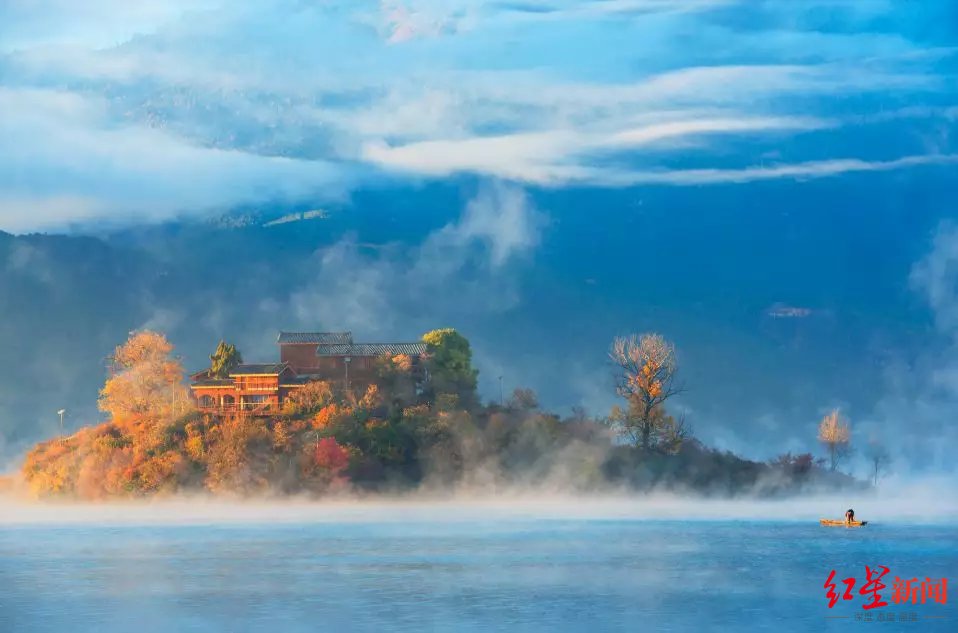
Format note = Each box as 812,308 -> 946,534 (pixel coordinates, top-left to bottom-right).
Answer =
820,509 -> 867,527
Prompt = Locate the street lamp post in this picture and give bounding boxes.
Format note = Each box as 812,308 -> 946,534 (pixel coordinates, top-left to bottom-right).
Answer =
57,409 -> 65,436
344,356 -> 352,390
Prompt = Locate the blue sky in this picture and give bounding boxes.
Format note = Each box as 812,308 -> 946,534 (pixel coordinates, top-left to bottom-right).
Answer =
1,1 -> 957,470
1,0 -> 956,231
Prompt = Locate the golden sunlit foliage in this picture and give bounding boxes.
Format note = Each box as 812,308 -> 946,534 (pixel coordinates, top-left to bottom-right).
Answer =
20,327 -> 861,500
23,333 -> 354,500
359,384 -> 382,410
21,411 -> 358,499
817,409 -> 852,472
99,331 -> 193,422
282,380 -> 333,416
313,403 -> 347,430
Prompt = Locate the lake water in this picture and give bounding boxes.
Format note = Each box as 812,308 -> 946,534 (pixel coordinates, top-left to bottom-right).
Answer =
0,501 -> 955,632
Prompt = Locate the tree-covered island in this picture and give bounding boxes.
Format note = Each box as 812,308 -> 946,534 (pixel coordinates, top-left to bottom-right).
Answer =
20,329 -> 867,499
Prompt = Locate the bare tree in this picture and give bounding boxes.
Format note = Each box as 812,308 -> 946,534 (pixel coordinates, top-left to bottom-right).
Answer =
817,409 -> 851,472
864,439 -> 891,487
570,405 -> 589,422
656,411 -> 691,455
609,333 -> 682,449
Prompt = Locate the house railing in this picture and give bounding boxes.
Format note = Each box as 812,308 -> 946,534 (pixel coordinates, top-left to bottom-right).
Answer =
196,402 -> 276,415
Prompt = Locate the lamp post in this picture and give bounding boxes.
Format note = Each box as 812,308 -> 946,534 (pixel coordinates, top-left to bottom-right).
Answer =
498,376 -> 503,407
57,409 -> 65,436
344,356 -> 351,390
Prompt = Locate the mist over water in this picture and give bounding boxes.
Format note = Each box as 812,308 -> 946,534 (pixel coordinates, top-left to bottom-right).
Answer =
2,477 -> 956,527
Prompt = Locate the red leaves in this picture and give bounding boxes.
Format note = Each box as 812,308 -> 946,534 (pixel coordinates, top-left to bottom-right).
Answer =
313,437 -> 349,475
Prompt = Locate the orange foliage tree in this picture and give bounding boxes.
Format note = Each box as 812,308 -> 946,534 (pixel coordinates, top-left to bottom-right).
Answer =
818,409 -> 851,472
204,417 -> 273,494
98,331 -> 192,422
313,403 -> 348,430
282,380 -> 334,416
313,437 -> 349,472
302,437 -> 351,490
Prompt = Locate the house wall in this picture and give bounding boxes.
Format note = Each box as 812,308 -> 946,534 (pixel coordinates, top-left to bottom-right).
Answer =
280,344 -> 320,373
193,346 -> 427,413
193,374 -> 283,414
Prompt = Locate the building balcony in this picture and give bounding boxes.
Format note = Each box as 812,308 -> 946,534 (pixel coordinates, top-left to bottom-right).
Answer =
196,402 -> 277,416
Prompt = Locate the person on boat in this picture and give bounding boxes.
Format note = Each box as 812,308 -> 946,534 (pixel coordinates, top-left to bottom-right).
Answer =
845,509 -> 855,524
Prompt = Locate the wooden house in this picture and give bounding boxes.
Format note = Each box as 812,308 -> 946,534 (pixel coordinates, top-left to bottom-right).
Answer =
191,331 -> 427,416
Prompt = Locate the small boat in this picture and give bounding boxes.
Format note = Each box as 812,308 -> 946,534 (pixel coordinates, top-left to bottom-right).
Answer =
820,519 -> 868,527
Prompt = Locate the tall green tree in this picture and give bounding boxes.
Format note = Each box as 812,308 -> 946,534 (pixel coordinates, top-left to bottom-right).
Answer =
209,340 -> 243,378
421,328 -> 478,408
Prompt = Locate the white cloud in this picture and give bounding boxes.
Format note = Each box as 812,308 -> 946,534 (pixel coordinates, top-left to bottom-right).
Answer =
863,222 -> 958,473
363,117 -> 958,186
0,1 -> 218,51
0,1 -> 954,230
0,195 -> 105,233
288,183 -> 542,335
911,222 -> 958,337
379,0 -> 478,43
605,116 -> 828,147
363,131 -> 580,183
609,153 -> 958,186
423,184 -> 544,268
0,88 -> 348,232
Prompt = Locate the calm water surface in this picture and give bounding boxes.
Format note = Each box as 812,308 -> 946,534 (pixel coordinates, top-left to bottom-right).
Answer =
1,519 -> 955,632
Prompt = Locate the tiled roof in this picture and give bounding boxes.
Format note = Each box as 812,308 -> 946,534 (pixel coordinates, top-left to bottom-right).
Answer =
277,331 -> 352,344
191,378 -> 234,387
316,343 -> 428,357
229,363 -> 288,376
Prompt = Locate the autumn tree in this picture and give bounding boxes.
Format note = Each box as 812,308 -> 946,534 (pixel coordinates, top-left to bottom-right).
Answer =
209,340 -> 242,378
817,409 -> 851,472
422,328 -> 479,408
282,380 -> 334,416
508,387 -> 539,411
309,438 -> 350,484
375,353 -> 418,407
204,417 -> 272,494
864,439 -> 890,486
98,331 -> 191,421
609,333 -> 683,450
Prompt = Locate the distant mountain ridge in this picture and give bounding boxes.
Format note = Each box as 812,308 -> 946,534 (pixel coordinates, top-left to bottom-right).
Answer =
0,179 -> 948,467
